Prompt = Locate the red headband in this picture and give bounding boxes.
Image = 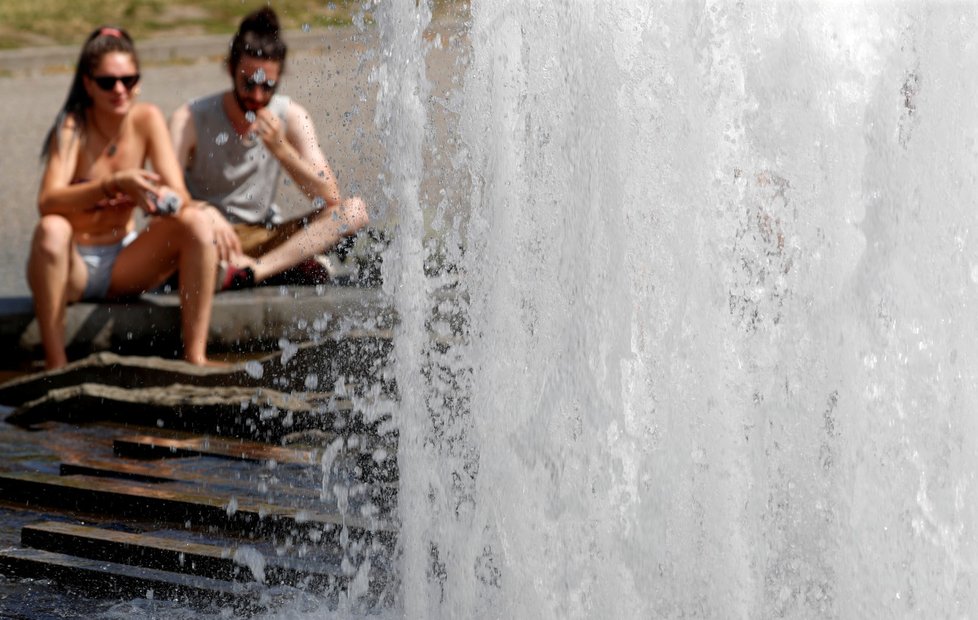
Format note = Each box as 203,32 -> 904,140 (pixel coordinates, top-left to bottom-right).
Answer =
99,27 -> 123,39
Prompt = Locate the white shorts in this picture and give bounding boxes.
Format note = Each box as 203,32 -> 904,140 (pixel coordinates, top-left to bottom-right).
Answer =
79,231 -> 137,301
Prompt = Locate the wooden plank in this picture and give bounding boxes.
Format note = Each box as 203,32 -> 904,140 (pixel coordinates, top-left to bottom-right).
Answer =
0,472 -> 394,541
0,545 -> 270,605
111,433 -> 398,486
60,458 -> 399,514
112,433 -> 324,465
60,460 -> 178,484
21,521 -> 348,590
0,547 -> 264,606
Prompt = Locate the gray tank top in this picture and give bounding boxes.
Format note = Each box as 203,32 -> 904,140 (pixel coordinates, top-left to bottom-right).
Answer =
185,93 -> 290,224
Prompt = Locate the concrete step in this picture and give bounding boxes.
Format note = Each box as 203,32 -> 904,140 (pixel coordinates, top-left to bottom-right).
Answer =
0,286 -> 395,369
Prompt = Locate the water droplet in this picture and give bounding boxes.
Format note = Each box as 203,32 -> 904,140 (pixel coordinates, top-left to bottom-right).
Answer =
215,132 -> 229,146
278,337 -> 299,364
244,360 -> 264,378
233,546 -> 266,583
313,196 -> 326,210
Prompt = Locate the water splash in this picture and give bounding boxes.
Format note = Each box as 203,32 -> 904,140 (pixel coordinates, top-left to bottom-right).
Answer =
380,1 -> 978,618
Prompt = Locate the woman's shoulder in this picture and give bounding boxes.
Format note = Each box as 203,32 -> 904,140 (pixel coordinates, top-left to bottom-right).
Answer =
58,111 -> 83,134
127,102 -> 171,138
51,111 -> 84,150
129,102 -> 166,124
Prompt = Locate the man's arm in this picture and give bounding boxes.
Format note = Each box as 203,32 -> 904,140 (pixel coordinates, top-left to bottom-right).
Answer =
168,104 -> 197,170
169,103 -> 242,261
256,101 -> 342,208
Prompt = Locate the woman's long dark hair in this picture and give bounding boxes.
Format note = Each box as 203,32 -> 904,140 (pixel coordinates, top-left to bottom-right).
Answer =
40,26 -> 139,160
229,7 -> 288,73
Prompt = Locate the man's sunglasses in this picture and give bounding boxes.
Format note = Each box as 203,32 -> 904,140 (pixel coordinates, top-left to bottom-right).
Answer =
242,76 -> 278,94
91,74 -> 140,92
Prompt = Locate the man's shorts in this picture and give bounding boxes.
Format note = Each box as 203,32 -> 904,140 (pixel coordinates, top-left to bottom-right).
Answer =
79,231 -> 138,301
233,216 -> 312,258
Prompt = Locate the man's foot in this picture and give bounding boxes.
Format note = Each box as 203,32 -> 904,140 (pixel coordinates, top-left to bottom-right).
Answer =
219,265 -> 256,291
263,255 -> 334,286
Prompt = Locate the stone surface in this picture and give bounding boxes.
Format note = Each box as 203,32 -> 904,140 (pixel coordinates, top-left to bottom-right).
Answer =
0,286 -> 395,369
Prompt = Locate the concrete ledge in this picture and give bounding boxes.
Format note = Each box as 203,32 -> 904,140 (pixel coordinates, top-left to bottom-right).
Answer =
0,286 -> 395,368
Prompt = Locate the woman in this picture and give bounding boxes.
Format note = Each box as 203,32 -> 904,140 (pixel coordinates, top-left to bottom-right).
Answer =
28,26 -> 219,369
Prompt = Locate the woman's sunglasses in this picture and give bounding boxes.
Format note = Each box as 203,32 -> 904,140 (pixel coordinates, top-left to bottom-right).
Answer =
90,74 -> 140,92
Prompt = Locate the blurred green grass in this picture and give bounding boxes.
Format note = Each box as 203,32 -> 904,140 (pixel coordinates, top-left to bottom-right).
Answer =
0,0 -> 465,49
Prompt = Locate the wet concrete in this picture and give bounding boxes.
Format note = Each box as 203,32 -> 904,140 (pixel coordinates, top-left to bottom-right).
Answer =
0,285 -> 396,369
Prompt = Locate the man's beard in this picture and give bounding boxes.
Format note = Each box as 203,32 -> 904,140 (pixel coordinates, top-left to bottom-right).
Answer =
232,88 -> 263,114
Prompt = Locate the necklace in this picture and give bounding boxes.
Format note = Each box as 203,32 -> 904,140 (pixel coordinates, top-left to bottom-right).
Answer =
90,113 -> 123,157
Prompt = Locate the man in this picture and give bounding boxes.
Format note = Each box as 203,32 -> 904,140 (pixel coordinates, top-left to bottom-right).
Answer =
169,7 -> 368,289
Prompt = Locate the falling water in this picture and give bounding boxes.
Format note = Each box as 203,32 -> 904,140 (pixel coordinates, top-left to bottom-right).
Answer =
372,1 -> 978,619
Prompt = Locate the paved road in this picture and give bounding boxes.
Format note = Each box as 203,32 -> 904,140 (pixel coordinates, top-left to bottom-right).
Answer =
0,21 -> 465,295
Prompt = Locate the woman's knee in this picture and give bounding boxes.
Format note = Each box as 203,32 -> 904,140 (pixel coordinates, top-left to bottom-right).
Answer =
31,215 -> 73,258
176,209 -> 216,249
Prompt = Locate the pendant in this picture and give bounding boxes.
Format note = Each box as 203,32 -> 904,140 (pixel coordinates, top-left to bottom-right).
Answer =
107,143 -> 117,157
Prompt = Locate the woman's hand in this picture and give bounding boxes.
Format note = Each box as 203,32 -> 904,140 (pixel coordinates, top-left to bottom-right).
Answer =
103,169 -> 162,213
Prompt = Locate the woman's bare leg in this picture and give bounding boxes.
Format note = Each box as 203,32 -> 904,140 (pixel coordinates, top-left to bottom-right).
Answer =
26,215 -> 87,370
175,209 -> 217,364
109,209 -> 218,365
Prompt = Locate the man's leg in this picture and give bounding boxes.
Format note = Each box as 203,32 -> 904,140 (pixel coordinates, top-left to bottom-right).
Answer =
26,215 -> 87,370
249,197 -> 369,283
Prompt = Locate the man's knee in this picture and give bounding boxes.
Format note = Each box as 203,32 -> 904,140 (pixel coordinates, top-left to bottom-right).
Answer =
340,196 -> 369,234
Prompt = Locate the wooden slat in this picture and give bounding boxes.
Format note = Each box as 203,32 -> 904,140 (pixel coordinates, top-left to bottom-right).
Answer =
0,547 -> 263,606
112,433 -> 323,465
110,429 -> 398,485
21,521 -> 346,589
0,472 -> 394,541
60,458 -> 399,514
60,460 -> 177,484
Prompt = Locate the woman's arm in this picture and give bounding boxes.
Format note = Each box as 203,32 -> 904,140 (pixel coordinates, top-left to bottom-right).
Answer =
37,118 -> 112,216
39,112 -> 163,216
142,103 -> 192,208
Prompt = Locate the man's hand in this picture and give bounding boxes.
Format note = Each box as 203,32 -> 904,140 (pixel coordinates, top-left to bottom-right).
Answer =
202,204 -> 242,262
254,108 -> 287,157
